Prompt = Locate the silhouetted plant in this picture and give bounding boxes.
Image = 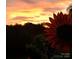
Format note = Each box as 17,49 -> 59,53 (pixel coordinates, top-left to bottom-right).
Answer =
44,12 -> 72,53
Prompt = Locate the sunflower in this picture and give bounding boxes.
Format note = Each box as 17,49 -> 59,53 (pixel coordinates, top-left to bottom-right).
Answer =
44,12 -> 72,53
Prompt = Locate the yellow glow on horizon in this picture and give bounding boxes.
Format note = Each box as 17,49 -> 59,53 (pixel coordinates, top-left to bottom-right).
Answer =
7,10 -> 66,25
8,8 -> 42,19
7,8 -> 52,25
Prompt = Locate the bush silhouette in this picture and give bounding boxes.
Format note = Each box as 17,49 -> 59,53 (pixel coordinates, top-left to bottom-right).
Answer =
6,23 -> 45,59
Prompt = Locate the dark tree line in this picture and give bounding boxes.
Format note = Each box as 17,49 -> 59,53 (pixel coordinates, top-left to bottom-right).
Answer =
6,23 -> 46,59
6,23 -> 58,59
7,22 -> 56,59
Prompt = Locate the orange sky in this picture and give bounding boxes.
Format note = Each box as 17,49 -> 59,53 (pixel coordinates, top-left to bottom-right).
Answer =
6,0 -> 71,25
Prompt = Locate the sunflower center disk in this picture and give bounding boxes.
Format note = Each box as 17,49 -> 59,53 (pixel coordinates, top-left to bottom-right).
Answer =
56,25 -> 72,42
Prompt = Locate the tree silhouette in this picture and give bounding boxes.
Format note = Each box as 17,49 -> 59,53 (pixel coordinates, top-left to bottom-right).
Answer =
6,23 -> 48,59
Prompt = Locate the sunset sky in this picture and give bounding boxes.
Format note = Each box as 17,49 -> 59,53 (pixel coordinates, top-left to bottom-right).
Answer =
7,0 -> 71,25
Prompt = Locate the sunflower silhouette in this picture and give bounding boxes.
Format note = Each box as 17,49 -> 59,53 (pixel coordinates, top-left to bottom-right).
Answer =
44,12 -> 72,53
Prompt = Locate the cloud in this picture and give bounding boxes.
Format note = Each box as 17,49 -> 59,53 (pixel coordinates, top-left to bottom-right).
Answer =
40,13 -> 47,16
43,7 -> 65,12
7,0 -> 71,25
22,0 -> 40,4
47,0 -> 71,3
47,0 -> 58,2
12,16 -> 34,20
7,0 -> 15,6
